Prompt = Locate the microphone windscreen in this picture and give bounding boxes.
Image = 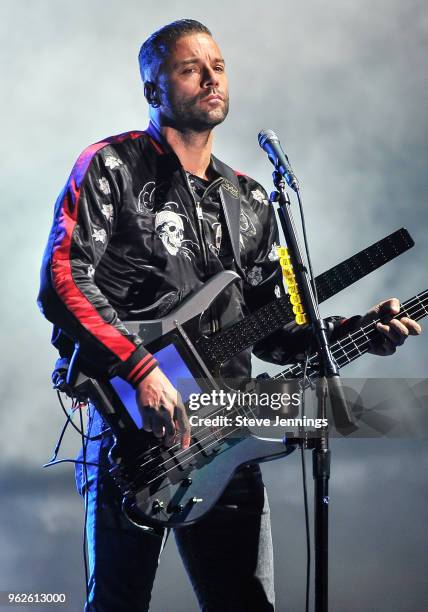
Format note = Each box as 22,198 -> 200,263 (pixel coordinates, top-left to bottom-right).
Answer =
258,129 -> 279,148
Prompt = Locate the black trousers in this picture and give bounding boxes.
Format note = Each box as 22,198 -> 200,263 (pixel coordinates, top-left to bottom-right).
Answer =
75,408 -> 275,611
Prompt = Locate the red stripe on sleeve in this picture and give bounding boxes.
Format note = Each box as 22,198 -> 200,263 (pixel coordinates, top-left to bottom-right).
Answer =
126,353 -> 153,381
51,140 -> 148,363
129,357 -> 158,385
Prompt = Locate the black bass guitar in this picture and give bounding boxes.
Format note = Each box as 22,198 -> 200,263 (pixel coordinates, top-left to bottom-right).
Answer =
71,230 -> 426,529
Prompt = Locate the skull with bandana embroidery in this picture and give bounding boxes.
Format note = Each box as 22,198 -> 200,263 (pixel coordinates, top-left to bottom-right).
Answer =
155,210 -> 184,255
154,208 -> 199,261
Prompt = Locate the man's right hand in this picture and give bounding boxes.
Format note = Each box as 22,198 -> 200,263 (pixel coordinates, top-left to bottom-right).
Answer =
136,368 -> 191,449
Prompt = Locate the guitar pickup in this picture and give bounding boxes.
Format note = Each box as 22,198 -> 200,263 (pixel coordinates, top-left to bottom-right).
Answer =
192,433 -> 223,457
197,438 -> 223,456
167,448 -> 197,471
200,442 -> 222,457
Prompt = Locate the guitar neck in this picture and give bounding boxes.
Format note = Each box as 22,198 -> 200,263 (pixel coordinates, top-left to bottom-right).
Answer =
274,289 -> 428,385
198,229 -> 414,371
314,228 -> 413,303
198,295 -> 294,370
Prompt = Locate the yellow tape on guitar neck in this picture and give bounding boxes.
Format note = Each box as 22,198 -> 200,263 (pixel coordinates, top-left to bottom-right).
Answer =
277,246 -> 308,325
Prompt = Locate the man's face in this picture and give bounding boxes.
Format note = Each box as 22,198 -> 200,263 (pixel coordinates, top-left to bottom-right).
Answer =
155,32 -> 229,131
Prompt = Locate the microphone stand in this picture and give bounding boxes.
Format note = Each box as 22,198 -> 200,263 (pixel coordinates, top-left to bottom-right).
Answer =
270,171 -> 356,612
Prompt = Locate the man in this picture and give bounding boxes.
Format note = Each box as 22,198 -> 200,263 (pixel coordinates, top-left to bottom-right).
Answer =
38,19 -> 421,612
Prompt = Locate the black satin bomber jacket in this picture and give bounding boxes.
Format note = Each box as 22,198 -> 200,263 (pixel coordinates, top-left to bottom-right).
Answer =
38,122 -> 347,387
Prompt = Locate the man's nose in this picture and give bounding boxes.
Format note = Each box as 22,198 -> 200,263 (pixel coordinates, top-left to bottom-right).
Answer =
201,66 -> 220,88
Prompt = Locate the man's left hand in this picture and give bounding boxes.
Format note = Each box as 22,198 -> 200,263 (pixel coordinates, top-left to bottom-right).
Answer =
360,298 -> 422,356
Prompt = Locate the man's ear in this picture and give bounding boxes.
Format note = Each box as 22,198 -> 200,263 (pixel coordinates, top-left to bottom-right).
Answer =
144,82 -> 161,108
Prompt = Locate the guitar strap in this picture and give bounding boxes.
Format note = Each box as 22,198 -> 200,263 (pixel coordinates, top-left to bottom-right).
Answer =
210,154 -> 244,276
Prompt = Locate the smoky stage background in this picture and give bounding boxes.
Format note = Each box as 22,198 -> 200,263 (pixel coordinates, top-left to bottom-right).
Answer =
1,1 -> 427,610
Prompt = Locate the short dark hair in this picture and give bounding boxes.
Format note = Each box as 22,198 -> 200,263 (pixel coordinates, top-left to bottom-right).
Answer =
138,19 -> 212,82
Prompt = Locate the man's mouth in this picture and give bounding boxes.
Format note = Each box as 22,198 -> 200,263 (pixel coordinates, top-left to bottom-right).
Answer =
201,93 -> 223,102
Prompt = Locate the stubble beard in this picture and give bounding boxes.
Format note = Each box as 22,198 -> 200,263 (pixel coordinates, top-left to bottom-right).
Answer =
166,92 -> 230,132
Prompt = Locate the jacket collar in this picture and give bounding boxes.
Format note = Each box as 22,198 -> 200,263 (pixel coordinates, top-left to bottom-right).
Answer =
145,121 -> 242,270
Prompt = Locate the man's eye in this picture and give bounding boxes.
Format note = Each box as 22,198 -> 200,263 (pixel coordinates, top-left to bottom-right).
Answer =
215,65 -> 224,72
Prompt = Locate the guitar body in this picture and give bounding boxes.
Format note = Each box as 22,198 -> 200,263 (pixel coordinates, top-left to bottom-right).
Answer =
115,432 -> 294,529
74,270 -> 296,529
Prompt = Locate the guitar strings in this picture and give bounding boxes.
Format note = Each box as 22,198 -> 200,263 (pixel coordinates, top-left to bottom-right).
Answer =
136,392 -> 260,478
134,385 -> 262,475
140,293 -> 428,479
163,292 -> 428,461
274,293 -> 428,384
138,292 -> 428,481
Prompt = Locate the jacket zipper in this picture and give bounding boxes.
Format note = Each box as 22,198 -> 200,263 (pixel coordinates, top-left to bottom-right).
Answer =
183,172 -> 224,334
183,171 -> 208,269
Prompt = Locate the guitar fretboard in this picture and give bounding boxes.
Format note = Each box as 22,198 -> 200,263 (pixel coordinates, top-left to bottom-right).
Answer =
315,228 -> 413,302
274,289 -> 428,385
198,295 -> 295,370
198,228 -> 414,371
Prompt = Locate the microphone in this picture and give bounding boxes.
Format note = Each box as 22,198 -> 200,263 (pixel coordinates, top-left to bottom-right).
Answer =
258,129 -> 299,192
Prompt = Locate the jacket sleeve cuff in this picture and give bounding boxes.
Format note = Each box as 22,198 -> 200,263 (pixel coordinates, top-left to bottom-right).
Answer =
115,345 -> 159,387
